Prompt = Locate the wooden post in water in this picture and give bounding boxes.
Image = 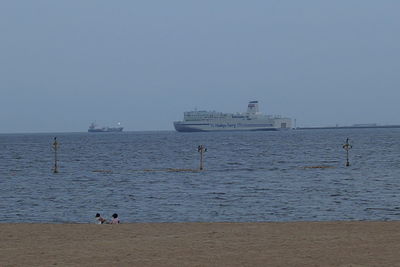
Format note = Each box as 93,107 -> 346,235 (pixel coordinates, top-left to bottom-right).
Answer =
197,145 -> 207,170
342,138 -> 352,167
52,137 -> 59,173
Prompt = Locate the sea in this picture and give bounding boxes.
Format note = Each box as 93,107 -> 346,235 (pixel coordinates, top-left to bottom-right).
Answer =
1,129 -> 399,223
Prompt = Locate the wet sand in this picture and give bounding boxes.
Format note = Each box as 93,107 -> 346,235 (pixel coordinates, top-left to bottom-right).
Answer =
1,221 -> 400,266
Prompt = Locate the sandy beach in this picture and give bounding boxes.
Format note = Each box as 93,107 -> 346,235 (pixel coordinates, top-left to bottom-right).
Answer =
1,221 -> 400,266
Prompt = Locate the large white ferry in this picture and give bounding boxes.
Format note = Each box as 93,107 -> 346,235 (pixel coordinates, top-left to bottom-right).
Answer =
174,101 -> 292,132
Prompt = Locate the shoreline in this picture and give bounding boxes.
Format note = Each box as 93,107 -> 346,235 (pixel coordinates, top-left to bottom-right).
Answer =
1,221 -> 400,266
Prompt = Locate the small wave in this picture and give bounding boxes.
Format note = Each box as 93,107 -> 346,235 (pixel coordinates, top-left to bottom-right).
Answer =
92,170 -> 113,173
226,162 -> 243,165
365,207 -> 400,212
302,165 -> 335,169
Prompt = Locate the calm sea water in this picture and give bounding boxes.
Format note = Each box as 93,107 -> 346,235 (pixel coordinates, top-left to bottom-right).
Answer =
1,129 -> 400,223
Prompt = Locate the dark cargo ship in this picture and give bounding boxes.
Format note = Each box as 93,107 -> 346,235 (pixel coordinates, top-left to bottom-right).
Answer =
88,122 -> 123,132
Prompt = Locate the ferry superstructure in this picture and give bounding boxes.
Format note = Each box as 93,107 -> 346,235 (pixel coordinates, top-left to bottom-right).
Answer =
174,101 -> 292,132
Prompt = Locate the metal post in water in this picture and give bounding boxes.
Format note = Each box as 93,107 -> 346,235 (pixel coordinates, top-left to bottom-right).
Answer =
197,145 -> 207,170
342,138 -> 352,167
53,137 -> 59,173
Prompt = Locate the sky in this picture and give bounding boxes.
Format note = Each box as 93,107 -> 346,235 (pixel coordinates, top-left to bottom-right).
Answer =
1,0 -> 400,133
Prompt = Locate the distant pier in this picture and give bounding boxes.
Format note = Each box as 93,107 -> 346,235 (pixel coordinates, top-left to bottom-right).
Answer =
296,124 -> 400,130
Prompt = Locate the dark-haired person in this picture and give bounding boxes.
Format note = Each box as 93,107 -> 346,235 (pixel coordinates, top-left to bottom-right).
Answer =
110,213 -> 120,224
95,213 -> 106,224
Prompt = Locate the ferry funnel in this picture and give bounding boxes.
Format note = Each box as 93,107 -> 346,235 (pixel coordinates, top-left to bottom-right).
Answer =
247,101 -> 260,114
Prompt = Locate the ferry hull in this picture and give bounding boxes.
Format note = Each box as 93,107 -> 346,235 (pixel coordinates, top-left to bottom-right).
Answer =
174,122 -> 285,132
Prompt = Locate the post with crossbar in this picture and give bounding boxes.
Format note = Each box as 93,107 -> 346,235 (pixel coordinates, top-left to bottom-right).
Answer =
197,145 -> 207,171
53,137 -> 59,173
342,138 -> 352,167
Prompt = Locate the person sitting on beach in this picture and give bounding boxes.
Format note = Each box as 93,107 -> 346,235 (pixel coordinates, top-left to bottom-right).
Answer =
95,213 -> 106,224
110,213 -> 120,224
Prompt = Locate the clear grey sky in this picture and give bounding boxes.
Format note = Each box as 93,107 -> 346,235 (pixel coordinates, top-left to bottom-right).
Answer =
1,1 -> 399,133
